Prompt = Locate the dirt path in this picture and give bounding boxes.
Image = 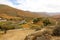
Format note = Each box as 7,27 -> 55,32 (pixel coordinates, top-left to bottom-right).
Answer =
0,29 -> 35,40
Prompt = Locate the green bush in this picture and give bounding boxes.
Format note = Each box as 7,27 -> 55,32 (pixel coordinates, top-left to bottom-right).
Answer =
43,18 -> 51,26
32,18 -> 40,23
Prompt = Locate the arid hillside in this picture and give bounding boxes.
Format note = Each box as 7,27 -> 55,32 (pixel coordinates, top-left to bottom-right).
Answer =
0,4 -> 60,40
0,4 -> 48,20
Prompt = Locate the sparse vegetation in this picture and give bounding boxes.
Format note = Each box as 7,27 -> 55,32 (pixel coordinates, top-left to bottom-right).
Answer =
0,21 -> 23,34
43,18 -> 51,26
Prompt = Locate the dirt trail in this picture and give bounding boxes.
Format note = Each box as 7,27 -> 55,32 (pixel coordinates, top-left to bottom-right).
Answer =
0,29 -> 35,40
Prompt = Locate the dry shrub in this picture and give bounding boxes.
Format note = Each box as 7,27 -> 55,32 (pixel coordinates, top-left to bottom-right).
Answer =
52,26 -> 60,36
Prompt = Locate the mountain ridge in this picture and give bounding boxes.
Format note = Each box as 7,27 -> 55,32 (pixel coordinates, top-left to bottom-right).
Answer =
0,4 -> 48,19
0,4 -> 60,20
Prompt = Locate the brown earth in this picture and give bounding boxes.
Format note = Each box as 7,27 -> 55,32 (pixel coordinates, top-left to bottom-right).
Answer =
0,29 -> 35,40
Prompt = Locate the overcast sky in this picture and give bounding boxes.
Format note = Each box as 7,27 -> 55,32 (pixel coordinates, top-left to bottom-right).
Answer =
0,0 -> 60,12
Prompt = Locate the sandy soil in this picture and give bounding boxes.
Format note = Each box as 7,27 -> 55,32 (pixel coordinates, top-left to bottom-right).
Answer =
0,29 -> 35,40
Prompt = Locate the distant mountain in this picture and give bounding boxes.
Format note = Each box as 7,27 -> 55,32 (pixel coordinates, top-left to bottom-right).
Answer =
0,4 -> 48,20
48,13 -> 60,20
